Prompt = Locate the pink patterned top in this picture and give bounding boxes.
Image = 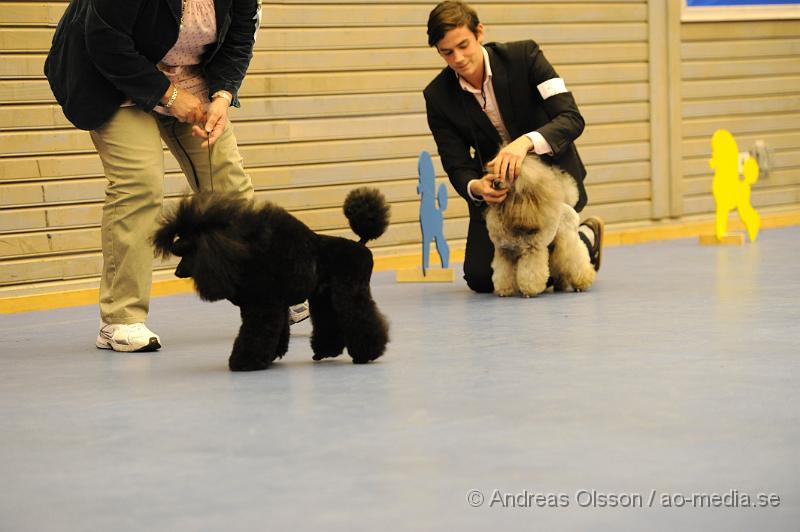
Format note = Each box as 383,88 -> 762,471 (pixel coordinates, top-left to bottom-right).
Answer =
124,0 -> 218,114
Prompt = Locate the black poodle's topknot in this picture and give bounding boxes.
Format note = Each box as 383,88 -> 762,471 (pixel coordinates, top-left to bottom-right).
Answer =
343,187 -> 390,244
152,192 -> 254,259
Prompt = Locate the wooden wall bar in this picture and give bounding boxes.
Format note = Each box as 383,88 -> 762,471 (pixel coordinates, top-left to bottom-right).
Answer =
0,0 -> 797,299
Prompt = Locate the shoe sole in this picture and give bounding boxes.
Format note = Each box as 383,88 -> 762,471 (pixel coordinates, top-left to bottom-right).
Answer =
96,337 -> 161,352
289,313 -> 310,325
593,218 -> 604,272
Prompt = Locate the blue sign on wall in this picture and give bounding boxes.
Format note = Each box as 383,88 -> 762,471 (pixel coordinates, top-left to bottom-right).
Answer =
683,0 -> 800,19
687,0 -> 799,5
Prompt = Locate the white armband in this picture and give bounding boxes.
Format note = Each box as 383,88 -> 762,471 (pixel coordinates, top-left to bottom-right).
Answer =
537,78 -> 568,100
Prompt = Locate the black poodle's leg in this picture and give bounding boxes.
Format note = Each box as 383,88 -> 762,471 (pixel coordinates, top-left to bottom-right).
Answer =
309,289 -> 346,360
228,304 -> 287,371
332,283 -> 389,364
276,309 -> 290,360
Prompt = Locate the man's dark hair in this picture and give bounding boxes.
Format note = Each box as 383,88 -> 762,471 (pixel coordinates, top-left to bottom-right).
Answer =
426,1 -> 480,48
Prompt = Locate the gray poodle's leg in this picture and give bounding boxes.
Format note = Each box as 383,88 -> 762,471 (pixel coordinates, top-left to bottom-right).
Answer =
516,248 -> 550,297
550,206 -> 596,292
491,252 -> 517,296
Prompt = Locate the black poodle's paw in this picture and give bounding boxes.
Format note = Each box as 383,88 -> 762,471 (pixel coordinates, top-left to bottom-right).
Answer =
346,340 -> 387,365
228,343 -> 277,371
228,356 -> 272,371
312,351 -> 342,361
310,333 -> 345,361
342,310 -> 389,365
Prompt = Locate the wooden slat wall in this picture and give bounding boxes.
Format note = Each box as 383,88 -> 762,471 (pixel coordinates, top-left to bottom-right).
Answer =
0,0 -> 651,296
680,18 -> 800,215
27,1 -> 800,299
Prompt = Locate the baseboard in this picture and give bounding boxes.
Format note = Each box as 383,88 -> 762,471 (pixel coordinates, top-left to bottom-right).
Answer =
2,208 -> 798,314
603,210 -> 800,246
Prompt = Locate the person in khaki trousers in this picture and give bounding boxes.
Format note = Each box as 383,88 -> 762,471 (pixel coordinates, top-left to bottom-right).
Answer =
46,0 -> 309,352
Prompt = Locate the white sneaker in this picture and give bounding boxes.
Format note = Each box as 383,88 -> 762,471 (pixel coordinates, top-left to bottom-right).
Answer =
96,322 -> 162,352
288,301 -> 310,325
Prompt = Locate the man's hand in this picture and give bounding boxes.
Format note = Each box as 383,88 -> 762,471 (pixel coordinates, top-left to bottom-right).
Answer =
192,97 -> 229,148
469,172 -> 508,205
487,134 -> 533,183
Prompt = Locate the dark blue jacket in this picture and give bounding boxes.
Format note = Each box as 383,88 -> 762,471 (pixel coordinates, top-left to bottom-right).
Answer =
424,40 -> 587,213
45,0 -> 260,130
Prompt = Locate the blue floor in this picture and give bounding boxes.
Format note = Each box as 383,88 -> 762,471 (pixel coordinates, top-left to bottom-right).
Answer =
1,227 -> 798,531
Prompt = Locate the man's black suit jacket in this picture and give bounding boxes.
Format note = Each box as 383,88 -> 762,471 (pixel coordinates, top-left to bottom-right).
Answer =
424,40 -> 588,216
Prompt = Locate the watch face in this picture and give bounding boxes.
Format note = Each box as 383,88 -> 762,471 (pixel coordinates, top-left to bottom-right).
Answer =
213,91 -> 232,102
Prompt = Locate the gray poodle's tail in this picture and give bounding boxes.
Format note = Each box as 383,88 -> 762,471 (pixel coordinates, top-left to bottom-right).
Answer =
343,187 -> 391,245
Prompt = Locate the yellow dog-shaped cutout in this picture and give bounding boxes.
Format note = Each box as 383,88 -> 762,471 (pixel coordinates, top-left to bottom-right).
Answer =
709,129 -> 761,242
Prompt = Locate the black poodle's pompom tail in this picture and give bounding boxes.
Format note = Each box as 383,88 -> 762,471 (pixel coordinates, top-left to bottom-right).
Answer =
343,187 -> 390,244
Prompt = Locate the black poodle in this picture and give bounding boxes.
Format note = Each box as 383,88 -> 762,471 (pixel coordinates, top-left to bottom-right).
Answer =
153,188 -> 391,371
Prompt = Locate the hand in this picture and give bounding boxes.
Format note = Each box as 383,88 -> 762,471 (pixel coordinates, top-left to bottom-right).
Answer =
165,86 -> 206,126
469,172 -> 508,205
487,135 -> 533,183
192,97 -> 229,148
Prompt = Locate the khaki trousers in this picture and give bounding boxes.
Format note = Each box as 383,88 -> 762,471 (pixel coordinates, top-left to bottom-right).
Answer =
90,107 -> 254,324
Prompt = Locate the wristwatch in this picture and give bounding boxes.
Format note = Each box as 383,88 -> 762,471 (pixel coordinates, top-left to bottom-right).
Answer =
211,90 -> 232,105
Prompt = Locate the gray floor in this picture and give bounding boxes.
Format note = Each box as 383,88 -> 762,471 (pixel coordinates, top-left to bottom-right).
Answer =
1,227 -> 798,532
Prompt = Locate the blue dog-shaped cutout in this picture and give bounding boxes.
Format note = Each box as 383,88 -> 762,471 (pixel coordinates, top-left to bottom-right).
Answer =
417,151 -> 450,275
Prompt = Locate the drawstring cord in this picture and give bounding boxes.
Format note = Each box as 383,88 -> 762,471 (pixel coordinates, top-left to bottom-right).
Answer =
165,109 -> 215,193
207,132 -> 214,192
